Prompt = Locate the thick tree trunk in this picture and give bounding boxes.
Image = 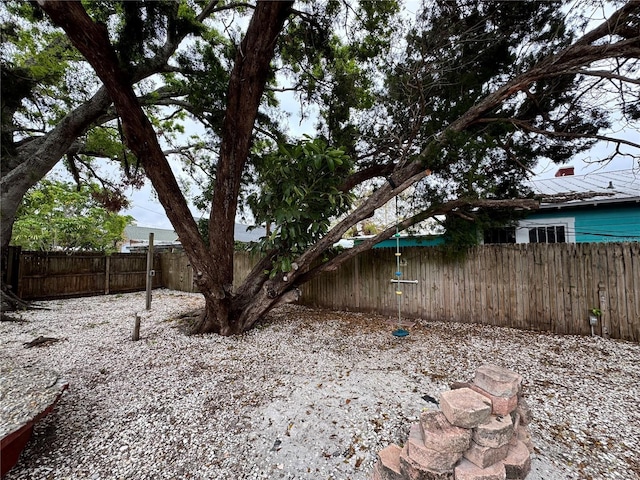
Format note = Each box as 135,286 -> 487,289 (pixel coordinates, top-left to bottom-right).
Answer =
206,1 -> 294,318
40,1 -> 294,336
192,282 -> 301,336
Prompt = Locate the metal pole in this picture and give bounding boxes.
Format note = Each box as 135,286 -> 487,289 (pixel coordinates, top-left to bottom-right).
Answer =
395,196 -> 402,327
145,232 -> 154,310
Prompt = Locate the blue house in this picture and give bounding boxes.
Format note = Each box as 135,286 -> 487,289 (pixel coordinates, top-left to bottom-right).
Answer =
501,168 -> 640,244
355,168 -> 639,248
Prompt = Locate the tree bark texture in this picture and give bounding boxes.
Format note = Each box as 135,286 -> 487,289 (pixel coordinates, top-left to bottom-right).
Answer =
39,0 -> 293,335
34,1 -> 639,335
197,0 -> 295,334
1,5 -> 199,290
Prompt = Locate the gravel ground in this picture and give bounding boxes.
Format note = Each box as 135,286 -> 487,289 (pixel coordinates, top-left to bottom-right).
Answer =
1,289 -> 639,480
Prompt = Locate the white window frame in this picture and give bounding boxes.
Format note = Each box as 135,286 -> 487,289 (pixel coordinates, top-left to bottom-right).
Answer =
515,217 -> 576,244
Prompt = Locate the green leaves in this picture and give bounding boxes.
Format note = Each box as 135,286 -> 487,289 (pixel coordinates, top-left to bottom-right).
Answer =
11,180 -> 132,253
248,137 -> 354,275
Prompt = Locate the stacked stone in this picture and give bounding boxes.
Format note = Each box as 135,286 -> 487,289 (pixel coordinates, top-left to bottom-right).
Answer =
372,365 -> 534,480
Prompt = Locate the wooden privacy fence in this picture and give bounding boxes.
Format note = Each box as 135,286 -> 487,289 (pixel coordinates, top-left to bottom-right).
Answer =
9,243 -> 638,341
159,250 -> 256,292
300,243 -> 640,342
13,251 -> 162,300
158,243 -> 638,341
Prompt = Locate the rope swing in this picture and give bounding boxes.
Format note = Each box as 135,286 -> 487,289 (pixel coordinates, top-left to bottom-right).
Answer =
390,194 -> 418,338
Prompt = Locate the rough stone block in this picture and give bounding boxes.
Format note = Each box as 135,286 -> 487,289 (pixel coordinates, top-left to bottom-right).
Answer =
399,444 -> 454,480
504,440 -> 532,479
463,441 -> 510,469
406,423 -> 462,472
420,411 -> 471,453
372,463 -> 384,480
473,365 -> 522,398
450,381 -> 473,390
473,415 -> 514,449
515,398 -> 533,426
440,388 -> 492,429
375,444 -> 404,480
515,425 -> 534,454
454,458 -> 506,480
469,385 -> 518,416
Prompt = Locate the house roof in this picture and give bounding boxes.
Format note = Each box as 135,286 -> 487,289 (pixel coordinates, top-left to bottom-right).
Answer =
529,169 -> 640,208
234,223 -> 266,243
124,223 -> 266,244
124,225 -> 178,243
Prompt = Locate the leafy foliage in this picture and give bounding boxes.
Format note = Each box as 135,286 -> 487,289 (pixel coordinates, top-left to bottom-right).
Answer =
247,137 -> 354,275
356,0 -> 622,248
196,218 -> 253,252
439,207 -> 527,261
3,0 -> 639,332
11,180 -> 132,253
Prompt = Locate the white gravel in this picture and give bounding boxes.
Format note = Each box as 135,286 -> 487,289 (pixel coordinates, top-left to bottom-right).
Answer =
1,289 -> 639,480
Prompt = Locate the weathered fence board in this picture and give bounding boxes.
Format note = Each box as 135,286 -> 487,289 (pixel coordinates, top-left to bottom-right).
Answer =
300,243 -> 639,342
16,252 -> 162,300
158,251 -> 258,293
10,243 -> 638,341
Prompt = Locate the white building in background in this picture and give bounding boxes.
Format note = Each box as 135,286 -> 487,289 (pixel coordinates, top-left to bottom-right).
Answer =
121,225 -> 179,253
121,223 -> 267,253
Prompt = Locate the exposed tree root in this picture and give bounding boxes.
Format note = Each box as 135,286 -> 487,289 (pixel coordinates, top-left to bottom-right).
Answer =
1,312 -> 25,322
23,336 -> 60,348
1,286 -> 30,312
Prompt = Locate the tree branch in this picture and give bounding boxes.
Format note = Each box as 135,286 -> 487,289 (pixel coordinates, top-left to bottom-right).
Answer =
497,118 -> 640,150
296,197 -> 540,284
575,69 -> 640,85
338,163 -> 396,192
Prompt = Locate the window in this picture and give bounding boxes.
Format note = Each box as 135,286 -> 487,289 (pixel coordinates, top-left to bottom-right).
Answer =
516,217 -> 575,244
483,227 -> 516,244
528,225 -> 566,244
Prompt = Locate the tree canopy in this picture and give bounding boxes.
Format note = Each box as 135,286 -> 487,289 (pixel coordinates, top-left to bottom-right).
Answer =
2,0 -> 639,332
11,179 -> 132,253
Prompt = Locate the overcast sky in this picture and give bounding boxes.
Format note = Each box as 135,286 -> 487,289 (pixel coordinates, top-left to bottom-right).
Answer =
50,1 -> 640,231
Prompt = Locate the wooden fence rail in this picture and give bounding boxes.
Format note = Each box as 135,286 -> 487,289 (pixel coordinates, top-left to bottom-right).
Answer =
300,243 -> 640,342
4,243 -> 638,342
13,251 -> 162,300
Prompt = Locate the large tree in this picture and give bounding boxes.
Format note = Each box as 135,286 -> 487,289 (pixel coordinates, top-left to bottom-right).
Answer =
8,0 -> 640,334
11,179 -> 132,253
0,1 -> 234,308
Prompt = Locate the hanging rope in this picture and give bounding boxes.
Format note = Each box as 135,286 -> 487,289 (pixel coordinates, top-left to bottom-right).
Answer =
394,195 -> 404,333
390,194 -> 418,338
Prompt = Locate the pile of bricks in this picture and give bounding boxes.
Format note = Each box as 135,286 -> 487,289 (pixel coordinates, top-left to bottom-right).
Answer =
372,364 -> 534,480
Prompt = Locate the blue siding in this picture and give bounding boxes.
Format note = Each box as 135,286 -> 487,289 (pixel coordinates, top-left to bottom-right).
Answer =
354,236 -> 445,248
527,203 -> 640,243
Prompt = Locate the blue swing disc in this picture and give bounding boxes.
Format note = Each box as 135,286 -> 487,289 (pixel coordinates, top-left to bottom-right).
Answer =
392,328 -> 410,337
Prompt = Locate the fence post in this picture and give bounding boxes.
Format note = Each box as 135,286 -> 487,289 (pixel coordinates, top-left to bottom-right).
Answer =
146,233 -> 154,310
3,246 -> 21,295
132,313 -> 141,341
104,255 -> 110,295
354,254 -> 360,309
598,282 -> 609,338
